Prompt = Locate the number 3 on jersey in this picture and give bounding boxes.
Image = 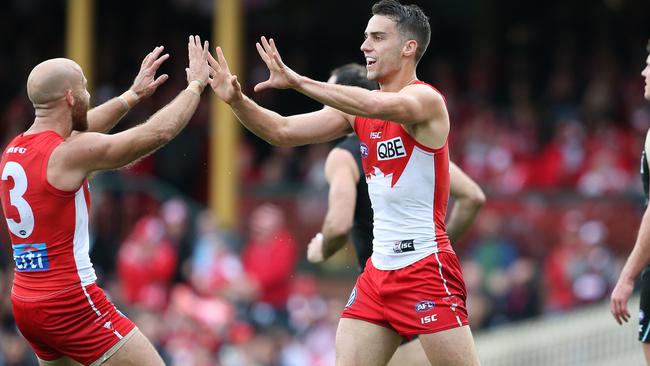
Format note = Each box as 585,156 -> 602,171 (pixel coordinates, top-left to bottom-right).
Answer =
2,161 -> 35,238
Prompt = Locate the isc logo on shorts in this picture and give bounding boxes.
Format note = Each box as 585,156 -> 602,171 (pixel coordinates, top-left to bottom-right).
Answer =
420,314 -> 438,324
377,137 -> 406,161
13,243 -> 50,271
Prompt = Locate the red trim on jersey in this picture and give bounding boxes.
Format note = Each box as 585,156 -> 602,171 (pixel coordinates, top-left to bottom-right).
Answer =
433,151 -> 450,245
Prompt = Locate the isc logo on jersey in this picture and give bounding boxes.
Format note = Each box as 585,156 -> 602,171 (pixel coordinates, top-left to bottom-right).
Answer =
377,137 -> 406,161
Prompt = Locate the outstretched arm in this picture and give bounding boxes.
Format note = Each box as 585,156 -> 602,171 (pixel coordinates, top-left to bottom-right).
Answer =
208,47 -> 352,146
307,147 -> 359,263
254,36 -> 443,125
48,35 -> 210,191
84,46 -> 170,134
447,162 -> 485,243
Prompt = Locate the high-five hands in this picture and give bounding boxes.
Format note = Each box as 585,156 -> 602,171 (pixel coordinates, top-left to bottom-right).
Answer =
254,36 -> 300,92
208,36 -> 302,103
129,46 -> 170,99
186,35 -> 211,92
207,46 -> 243,104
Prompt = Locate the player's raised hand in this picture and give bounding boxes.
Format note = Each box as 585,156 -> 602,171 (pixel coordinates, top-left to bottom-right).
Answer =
254,36 -> 301,92
129,46 -> 170,98
207,46 -> 243,104
185,35 -> 210,92
610,277 -> 634,325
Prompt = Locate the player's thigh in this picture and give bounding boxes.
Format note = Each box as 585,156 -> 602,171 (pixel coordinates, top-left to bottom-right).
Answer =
102,328 -> 164,366
335,317 -> 402,366
643,343 -> 650,366
419,325 -> 480,366
38,356 -> 82,366
387,338 -> 429,366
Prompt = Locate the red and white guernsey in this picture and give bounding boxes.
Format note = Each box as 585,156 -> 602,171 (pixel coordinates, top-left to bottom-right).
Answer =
354,81 -> 453,270
0,131 -> 96,299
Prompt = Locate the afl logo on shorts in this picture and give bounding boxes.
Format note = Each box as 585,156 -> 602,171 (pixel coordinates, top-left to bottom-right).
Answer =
345,287 -> 357,308
360,143 -> 369,159
415,300 -> 435,313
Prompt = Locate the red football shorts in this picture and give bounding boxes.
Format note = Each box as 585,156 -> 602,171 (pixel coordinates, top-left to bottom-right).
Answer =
12,283 -> 136,365
341,252 -> 469,340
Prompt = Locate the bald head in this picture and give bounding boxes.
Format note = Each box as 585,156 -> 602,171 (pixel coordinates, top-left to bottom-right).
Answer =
27,58 -> 85,107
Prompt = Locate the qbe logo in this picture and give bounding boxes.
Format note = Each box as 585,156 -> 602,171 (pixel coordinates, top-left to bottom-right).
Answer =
377,137 -> 406,161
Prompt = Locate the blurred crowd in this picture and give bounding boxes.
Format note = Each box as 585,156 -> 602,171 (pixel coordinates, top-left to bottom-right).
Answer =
2,0 -> 650,365
0,192 -> 638,365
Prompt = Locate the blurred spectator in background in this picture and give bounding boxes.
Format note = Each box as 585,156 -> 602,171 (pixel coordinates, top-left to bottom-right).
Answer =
118,216 -> 178,310
189,209 -> 250,302
160,197 -> 195,283
242,204 -> 298,327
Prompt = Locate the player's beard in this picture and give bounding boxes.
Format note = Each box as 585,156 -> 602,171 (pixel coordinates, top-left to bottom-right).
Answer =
71,92 -> 89,132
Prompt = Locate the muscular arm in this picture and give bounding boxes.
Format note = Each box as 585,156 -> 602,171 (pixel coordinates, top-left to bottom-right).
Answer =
618,209 -> 650,283
254,37 -> 443,126
447,162 -> 485,243
50,84 -> 202,190
208,48 -> 353,147
294,78 -> 443,126
307,147 -> 359,263
322,148 -> 360,257
84,93 -> 137,133
48,36 -> 210,191
610,203 -> 650,324
229,97 -> 353,147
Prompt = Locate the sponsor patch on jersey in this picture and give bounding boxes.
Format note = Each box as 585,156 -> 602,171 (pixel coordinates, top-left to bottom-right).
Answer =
415,300 -> 436,313
641,310 -> 645,322
393,239 -> 415,253
360,143 -> 369,159
6,146 -> 27,154
377,137 -> 406,161
345,287 -> 357,308
12,243 -> 50,271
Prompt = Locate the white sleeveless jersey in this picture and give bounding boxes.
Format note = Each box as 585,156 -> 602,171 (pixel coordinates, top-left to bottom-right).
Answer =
353,81 -> 453,270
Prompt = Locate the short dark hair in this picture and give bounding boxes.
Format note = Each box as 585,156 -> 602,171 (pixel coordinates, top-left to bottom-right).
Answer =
371,0 -> 431,64
647,38 -> 650,53
330,63 -> 378,90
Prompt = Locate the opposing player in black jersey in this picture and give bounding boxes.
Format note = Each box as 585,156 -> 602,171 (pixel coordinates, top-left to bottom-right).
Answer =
611,38 -> 650,364
306,63 -> 485,364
